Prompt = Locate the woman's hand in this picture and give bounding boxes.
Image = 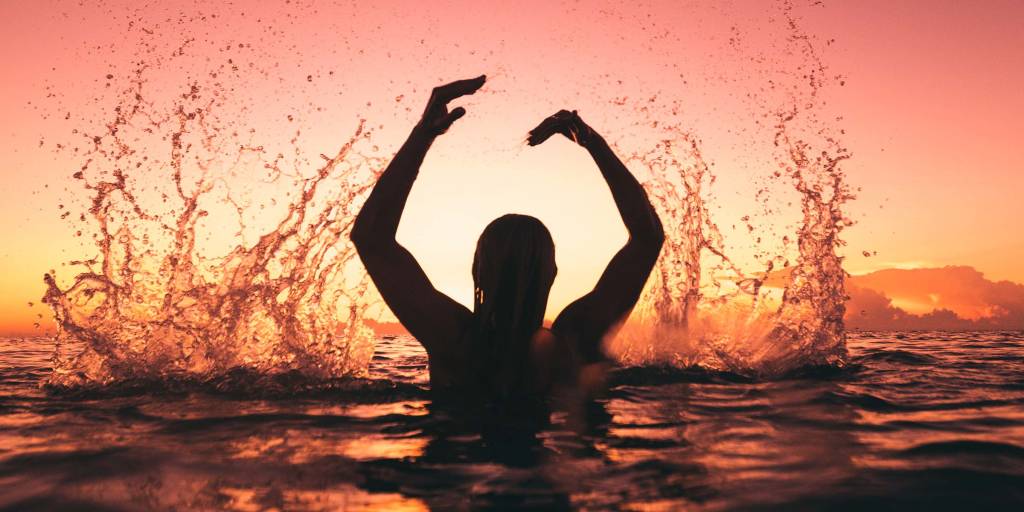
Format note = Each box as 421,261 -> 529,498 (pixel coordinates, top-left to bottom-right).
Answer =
527,109 -> 596,147
415,75 -> 487,138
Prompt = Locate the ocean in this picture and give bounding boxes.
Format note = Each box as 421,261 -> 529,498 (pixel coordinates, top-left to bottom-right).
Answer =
1,332 -> 1022,510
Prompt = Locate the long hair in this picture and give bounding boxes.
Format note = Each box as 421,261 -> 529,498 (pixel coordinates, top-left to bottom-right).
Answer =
469,214 -> 557,399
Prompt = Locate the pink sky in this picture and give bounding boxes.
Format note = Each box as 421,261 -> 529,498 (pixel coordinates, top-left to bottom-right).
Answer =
1,0 -> 1022,334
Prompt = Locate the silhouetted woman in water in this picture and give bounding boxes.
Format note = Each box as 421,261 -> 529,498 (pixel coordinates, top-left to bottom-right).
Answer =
352,76 -> 664,408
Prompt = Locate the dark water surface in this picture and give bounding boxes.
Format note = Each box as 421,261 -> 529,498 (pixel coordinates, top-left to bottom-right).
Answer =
2,332 -> 1023,510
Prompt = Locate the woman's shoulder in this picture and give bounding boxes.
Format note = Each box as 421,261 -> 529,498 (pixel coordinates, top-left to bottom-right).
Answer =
528,327 -> 577,389
529,327 -> 564,359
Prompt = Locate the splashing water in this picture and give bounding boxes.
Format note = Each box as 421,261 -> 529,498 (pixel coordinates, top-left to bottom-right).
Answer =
40,0 -> 854,387
610,2 -> 854,376
41,56 -> 385,388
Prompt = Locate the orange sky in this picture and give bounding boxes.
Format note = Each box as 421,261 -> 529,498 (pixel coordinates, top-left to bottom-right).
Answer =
1,0 -> 1022,335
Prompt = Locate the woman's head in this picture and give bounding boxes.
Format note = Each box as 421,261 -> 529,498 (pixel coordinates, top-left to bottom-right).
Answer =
472,214 -> 556,329
470,214 -> 556,396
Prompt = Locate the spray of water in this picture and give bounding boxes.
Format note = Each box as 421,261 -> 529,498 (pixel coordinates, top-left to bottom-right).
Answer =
41,0 -> 853,387
609,1 -> 853,376
41,58 -> 384,388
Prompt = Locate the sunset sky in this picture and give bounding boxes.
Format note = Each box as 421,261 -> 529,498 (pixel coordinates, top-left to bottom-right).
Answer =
1,0 -> 1022,335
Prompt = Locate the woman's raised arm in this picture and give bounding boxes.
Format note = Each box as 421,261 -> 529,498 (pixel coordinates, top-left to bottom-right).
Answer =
351,76 -> 486,354
528,110 -> 665,362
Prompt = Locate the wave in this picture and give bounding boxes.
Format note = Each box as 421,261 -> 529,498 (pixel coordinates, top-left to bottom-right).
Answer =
41,369 -> 426,401
902,440 -> 1024,461
853,349 -> 939,366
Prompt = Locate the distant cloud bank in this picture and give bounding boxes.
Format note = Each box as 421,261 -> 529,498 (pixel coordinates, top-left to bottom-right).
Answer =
845,266 -> 1024,330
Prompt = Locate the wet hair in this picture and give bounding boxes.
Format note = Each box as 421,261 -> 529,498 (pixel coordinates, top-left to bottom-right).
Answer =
469,214 -> 557,399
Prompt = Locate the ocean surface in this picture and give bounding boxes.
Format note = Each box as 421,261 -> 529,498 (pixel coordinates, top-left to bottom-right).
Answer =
1,332 -> 1023,511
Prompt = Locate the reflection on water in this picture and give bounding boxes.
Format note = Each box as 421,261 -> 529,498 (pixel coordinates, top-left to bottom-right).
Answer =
2,332 -> 1023,510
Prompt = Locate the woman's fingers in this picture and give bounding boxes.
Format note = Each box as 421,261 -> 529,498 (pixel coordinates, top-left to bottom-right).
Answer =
526,124 -> 560,145
431,75 -> 487,106
434,106 -> 466,134
527,113 -> 564,145
526,110 -> 578,146
420,76 -> 485,136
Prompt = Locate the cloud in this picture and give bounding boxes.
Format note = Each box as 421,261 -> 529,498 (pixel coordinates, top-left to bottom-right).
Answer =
845,266 -> 1024,330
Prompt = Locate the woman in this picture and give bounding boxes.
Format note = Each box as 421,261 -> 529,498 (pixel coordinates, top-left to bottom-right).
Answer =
351,75 -> 664,406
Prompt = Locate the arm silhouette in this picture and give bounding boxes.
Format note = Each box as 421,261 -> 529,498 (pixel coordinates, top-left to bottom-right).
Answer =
529,110 -> 665,362
351,76 -> 485,355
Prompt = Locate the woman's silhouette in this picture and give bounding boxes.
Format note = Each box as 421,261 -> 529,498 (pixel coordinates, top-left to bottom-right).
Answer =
351,75 -> 664,405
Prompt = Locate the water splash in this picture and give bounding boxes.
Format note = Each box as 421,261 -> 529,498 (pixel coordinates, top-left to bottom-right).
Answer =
610,1 -> 853,376
39,0 -> 854,386
41,56 -> 383,388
